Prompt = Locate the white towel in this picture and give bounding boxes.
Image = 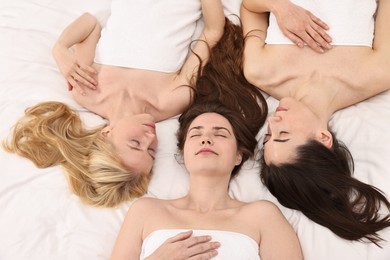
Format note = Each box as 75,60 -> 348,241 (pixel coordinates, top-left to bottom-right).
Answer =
266,0 -> 377,47
141,229 -> 260,260
95,0 -> 201,72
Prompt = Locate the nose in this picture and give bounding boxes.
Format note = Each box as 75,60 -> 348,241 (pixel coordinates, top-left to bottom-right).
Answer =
144,132 -> 157,147
201,135 -> 213,145
267,115 -> 281,124
267,115 -> 282,135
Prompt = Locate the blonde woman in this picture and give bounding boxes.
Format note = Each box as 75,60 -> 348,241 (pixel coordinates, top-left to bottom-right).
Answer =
3,0 -> 225,207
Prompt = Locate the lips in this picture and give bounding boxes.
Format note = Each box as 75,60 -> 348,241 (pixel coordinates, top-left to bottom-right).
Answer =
275,106 -> 287,112
143,123 -> 156,130
196,148 -> 218,155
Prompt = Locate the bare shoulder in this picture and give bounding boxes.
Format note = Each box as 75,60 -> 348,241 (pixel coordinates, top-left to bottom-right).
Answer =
245,199 -> 279,209
128,197 -> 165,215
242,200 -> 283,218
157,79 -> 193,120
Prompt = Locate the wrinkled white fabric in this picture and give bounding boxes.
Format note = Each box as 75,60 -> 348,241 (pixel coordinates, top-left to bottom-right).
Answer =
140,229 -> 260,259
95,0 -> 201,72
266,0 -> 377,47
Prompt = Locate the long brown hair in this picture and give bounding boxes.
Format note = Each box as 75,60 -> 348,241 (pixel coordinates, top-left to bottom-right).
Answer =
261,133 -> 390,247
192,17 -> 268,136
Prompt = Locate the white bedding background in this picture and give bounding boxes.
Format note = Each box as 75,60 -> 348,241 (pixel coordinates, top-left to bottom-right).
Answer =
0,0 -> 389,259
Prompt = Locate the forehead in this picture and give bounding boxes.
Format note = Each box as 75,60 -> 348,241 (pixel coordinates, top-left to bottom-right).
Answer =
263,132 -> 311,165
118,148 -> 153,175
264,141 -> 296,165
189,113 -> 232,129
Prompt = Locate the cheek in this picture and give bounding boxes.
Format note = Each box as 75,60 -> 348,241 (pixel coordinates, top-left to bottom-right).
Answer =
223,143 -> 240,163
182,142 -> 193,163
263,150 -> 270,165
263,145 -> 273,165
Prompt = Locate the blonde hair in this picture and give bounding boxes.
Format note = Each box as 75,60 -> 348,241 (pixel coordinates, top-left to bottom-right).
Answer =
2,102 -> 150,207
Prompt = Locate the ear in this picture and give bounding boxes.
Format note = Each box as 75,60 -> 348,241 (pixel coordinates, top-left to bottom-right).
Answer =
235,152 -> 243,166
100,126 -> 113,138
317,130 -> 333,149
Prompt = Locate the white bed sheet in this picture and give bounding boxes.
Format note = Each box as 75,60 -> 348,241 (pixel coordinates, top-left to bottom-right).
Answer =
0,0 -> 389,259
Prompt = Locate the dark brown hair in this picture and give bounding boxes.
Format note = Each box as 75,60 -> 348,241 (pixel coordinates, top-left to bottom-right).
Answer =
176,18 -> 267,179
177,102 -> 257,179
260,132 -> 390,247
191,17 -> 267,137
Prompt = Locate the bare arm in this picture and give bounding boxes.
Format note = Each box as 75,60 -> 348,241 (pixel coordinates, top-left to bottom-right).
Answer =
242,0 -> 331,53
240,2 -> 269,88
368,0 -> 390,91
177,0 -> 225,84
110,200 -> 145,259
349,0 -> 390,101
256,201 -> 303,260
52,12 -> 100,94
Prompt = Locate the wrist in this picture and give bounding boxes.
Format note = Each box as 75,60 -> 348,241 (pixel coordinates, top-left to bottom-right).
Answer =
268,0 -> 286,16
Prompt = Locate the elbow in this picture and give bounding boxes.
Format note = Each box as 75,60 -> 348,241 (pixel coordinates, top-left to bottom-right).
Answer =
204,18 -> 226,48
80,12 -> 97,22
206,29 -> 224,48
80,12 -> 100,29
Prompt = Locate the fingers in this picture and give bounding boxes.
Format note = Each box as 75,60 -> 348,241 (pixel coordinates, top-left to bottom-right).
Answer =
66,63 -> 97,95
287,24 -> 332,53
182,234 -> 214,248
310,13 -> 329,30
182,234 -> 220,259
300,29 -> 326,53
73,64 -> 97,89
164,231 -> 220,259
67,76 -> 86,95
166,230 -> 194,243
284,32 -> 304,49
67,82 -> 73,91
305,13 -> 332,53
187,241 -> 220,259
188,250 -> 218,260
281,9 -> 332,53
306,26 -> 332,53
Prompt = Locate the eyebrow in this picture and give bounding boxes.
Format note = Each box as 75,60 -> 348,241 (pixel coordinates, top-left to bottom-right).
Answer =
129,146 -> 155,160
189,126 -> 232,135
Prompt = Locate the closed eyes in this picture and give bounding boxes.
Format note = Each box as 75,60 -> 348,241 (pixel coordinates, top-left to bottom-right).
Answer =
148,148 -> 155,160
130,139 -> 140,147
188,126 -> 231,139
263,131 -> 290,145
189,133 -> 227,138
262,133 -> 271,145
129,140 -> 155,160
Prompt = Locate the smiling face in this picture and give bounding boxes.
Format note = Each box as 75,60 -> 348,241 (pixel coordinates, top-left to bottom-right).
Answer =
263,97 -> 331,165
183,113 -> 242,176
101,113 -> 158,175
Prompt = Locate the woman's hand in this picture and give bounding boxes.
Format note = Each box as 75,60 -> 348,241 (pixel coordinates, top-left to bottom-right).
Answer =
145,230 -> 220,260
52,43 -> 97,95
272,1 -> 332,53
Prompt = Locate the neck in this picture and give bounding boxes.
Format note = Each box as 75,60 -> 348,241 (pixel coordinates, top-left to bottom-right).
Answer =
101,91 -> 142,123
291,74 -> 341,124
183,171 -> 233,213
299,95 -> 333,125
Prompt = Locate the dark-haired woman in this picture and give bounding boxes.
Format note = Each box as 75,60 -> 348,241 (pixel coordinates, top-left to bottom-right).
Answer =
110,102 -> 302,260
241,0 -> 390,246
